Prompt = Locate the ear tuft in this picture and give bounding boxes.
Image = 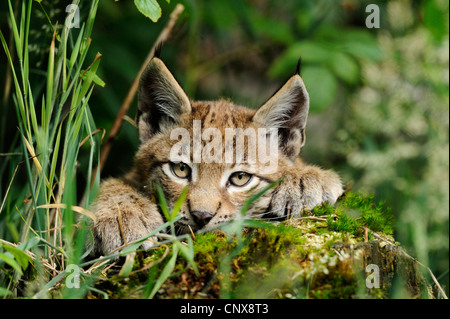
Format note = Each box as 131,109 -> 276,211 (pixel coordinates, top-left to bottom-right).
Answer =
253,74 -> 309,160
295,56 -> 302,76
154,42 -> 163,59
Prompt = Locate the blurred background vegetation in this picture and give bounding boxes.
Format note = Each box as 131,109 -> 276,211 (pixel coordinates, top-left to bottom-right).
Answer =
0,0 -> 448,297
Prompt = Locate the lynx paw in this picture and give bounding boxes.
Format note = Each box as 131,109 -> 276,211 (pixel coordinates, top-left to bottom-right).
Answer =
89,179 -> 164,256
91,208 -> 161,256
269,166 -> 343,219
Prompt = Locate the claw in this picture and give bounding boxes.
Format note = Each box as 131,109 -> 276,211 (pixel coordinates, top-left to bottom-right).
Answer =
285,201 -> 292,219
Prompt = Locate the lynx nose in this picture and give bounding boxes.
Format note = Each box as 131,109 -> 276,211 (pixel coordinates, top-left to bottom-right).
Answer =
191,211 -> 214,228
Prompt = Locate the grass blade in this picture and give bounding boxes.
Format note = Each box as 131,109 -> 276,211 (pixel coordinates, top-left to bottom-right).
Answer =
171,186 -> 188,220
155,184 -> 170,221
148,244 -> 179,298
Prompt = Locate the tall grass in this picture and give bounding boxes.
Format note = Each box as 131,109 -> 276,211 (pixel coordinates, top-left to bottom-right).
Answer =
0,0 -> 103,298
0,0 -> 200,299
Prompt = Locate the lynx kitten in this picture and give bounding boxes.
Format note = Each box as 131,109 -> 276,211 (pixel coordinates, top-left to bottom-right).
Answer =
89,57 -> 343,256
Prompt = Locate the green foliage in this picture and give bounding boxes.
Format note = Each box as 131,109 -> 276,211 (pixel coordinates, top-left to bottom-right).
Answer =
423,0 -> 448,41
267,19 -> 382,112
0,0 -> 104,297
327,213 -> 360,235
134,0 -> 170,22
143,184 -> 197,298
0,0 -> 447,299
332,0 -> 449,288
312,192 -> 394,237
0,244 -> 26,277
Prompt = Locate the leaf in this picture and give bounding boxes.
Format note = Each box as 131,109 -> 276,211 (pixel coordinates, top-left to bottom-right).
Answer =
134,0 -> 162,23
423,0 -> 448,41
251,13 -> 294,45
3,245 -> 32,271
241,181 -> 280,216
37,203 -> 97,222
120,241 -> 144,256
118,218 -> 179,256
17,236 -> 40,251
149,244 -> 179,298
0,253 -> 23,275
33,270 -> 67,299
268,41 -> 331,78
178,239 -> 199,276
205,1 -> 237,30
118,252 -> 136,278
342,41 -> 382,62
0,287 -> 12,297
76,52 -> 103,107
301,66 -> 338,112
171,186 -> 189,220
329,52 -> 360,85
155,184 -> 170,221
241,219 -> 277,230
82,72 -> 105,87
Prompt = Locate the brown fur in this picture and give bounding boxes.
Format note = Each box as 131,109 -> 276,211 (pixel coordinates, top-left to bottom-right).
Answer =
89,58 -> 343,256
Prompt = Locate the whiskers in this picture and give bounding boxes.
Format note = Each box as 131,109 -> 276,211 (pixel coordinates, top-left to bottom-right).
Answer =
174,223 -> 187,236
245,206 -> 290,221
173,220 -> 199,237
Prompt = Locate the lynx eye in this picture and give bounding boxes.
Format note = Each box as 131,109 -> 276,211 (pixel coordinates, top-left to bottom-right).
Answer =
170,162 -> 191,179
229,172 -> 252,187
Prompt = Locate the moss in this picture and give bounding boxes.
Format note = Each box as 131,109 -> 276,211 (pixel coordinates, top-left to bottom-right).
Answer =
327,213 -> 361,235
338,192 -> 394,235
311,191 -> 394,238
85,191 -> 429,299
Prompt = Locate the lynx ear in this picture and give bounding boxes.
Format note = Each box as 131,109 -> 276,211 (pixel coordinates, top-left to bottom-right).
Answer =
137,57 -> 191,143
253,74 -> 309,160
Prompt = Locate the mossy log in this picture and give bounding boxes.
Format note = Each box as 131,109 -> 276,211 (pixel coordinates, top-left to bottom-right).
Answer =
88,232 -> 435,299
332,241 -> 433,298
82,192 -> 440,299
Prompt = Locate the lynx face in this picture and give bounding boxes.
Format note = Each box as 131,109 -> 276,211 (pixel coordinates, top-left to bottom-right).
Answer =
124,57 -> 311,233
